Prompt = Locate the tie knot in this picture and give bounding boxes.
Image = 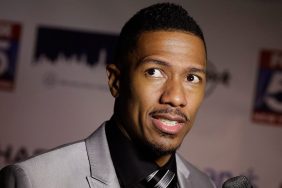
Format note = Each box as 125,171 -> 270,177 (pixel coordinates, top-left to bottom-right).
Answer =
143,169 -> 176,188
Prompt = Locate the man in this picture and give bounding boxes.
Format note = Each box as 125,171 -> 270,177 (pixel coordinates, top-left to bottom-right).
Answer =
0,3 -> 215,188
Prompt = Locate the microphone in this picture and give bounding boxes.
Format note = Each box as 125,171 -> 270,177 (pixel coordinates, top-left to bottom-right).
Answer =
222,175 -> 253,188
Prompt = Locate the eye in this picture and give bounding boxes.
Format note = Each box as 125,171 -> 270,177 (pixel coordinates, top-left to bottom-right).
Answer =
187,74 -> 201,83
145,68 -> 164,78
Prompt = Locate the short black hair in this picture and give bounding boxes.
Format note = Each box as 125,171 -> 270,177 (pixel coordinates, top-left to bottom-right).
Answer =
114,2 -> 206,66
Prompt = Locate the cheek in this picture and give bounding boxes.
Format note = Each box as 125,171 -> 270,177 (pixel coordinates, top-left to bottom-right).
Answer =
132,76 -> 162,104
132,84 -> 159,112
130,81 -> 163,125
188,91 -> 205,114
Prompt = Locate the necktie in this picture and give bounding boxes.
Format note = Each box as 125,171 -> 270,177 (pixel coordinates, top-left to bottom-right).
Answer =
142,169 -> 177,188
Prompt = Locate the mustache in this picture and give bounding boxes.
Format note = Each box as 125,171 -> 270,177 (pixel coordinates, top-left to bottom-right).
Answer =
149,108 -> 190,122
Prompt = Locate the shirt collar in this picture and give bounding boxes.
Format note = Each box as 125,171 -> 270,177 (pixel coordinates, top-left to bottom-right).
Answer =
105,119 -> 177,188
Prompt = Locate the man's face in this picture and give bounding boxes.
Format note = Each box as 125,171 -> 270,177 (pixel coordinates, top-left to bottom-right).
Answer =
108,31 -> 206,161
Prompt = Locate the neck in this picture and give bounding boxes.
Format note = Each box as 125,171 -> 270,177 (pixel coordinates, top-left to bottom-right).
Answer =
155,154 -> 172,167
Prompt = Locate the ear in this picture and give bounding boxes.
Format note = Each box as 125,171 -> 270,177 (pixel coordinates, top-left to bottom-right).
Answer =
106,64 -> 121,98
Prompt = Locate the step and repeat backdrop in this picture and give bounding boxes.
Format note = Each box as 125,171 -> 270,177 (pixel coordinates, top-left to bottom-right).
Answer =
0,0 -> 281,187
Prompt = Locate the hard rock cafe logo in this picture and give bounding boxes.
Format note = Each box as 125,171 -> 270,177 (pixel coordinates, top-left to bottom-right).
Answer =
205,60 -> 231,97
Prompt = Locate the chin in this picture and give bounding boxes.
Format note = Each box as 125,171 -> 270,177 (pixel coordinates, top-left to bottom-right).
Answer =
152,145 -> 178,157
146,139 -> 181,157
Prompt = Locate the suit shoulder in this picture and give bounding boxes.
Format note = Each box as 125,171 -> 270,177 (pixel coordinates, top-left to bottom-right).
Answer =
176,154 -> 215,188
18,140 -> 88,170
1,140 -> 90,188
28,140 -> 85,159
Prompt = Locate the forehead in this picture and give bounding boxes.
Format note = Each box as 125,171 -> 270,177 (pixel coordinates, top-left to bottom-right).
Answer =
131,30 -> 206,67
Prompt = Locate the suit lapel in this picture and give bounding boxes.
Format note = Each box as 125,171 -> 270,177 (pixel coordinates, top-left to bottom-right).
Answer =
85,123 -> 120,188
176,154 -> 193,188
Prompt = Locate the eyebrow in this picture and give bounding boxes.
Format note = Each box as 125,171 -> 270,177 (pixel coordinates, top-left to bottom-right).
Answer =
139,58 -> 206,74
189,67 -> 206,74
138,59 -> 170,67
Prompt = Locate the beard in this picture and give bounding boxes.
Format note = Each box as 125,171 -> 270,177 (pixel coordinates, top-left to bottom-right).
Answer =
134,132 -> 180,160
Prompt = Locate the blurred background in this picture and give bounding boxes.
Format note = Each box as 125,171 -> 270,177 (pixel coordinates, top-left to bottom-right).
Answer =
0,0 -> 281,187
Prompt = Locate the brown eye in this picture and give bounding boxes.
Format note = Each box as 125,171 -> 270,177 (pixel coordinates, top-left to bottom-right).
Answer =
147,69 -> 156,75
145,68 -> 163,78
187,74 -> 200,83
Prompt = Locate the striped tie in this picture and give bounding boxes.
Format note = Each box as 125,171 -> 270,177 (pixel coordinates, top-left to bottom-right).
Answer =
142,169 -> 177,188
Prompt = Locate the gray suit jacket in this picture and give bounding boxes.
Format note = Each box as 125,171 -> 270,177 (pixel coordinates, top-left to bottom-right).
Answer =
0,123 -> 215,188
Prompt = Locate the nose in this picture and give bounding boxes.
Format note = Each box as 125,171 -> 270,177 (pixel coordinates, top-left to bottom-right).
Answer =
160,79 -> 187,107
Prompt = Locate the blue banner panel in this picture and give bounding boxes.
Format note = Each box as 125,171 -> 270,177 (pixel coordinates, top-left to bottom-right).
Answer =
0,20 -> 21,91
253,49 -> 282,125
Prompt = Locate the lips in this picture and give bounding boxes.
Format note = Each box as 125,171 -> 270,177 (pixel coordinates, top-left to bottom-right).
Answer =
151,113 -> 186,135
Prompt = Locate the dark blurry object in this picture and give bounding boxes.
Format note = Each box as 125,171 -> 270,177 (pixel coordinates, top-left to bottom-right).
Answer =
222,176 -> 253,188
